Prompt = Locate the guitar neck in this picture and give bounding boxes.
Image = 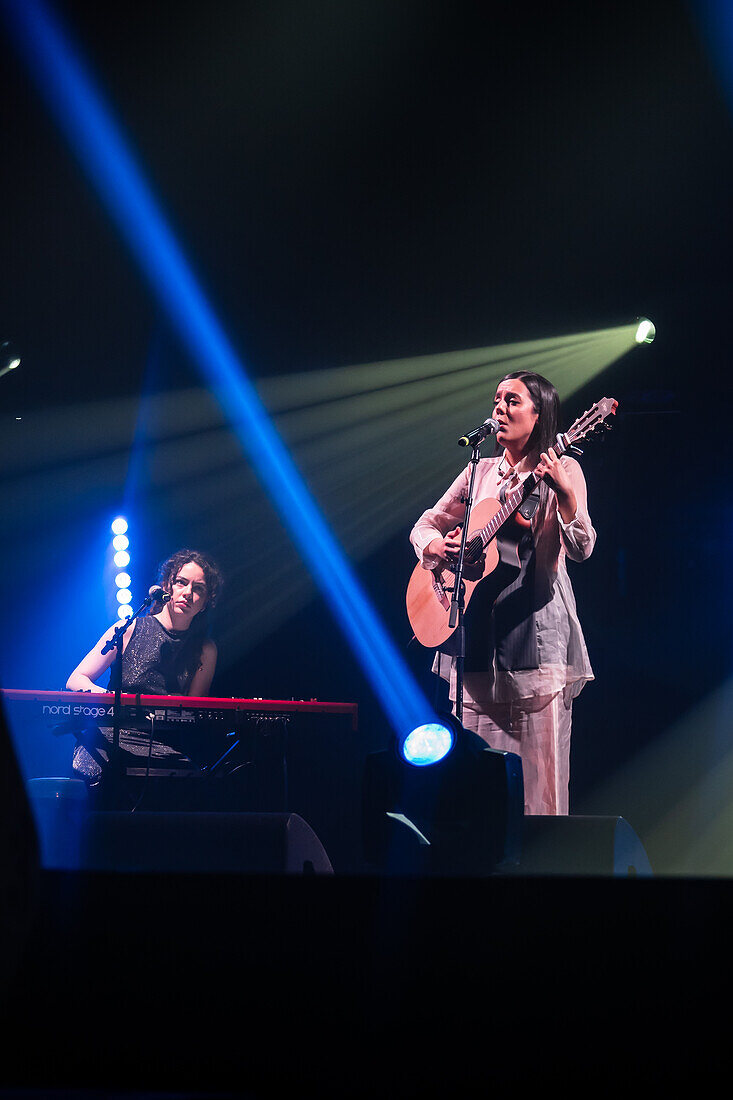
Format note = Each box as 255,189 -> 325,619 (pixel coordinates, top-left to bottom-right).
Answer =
474,471 -> 539,545
475,433 -> 571,546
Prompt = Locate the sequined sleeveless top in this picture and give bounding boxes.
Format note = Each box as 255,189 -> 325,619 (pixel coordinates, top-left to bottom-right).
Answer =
110,615 -> 199,695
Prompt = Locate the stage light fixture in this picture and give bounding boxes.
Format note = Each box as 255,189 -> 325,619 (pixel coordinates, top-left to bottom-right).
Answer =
401,721 -> 456,766
634,317 -> 656,344
363,718 -> 524,876
109,516 -> 133,619
0,339 -> 21,377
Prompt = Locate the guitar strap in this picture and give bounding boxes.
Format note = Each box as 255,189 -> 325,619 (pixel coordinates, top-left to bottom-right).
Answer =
517,487 -> 540,522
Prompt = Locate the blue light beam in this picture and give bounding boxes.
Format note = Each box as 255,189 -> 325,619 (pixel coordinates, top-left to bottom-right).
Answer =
2,0 -> 436,740
692,1 -> 733,115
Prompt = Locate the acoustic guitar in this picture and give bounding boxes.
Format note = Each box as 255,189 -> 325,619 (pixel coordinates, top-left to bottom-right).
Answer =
406,397 -> 618,648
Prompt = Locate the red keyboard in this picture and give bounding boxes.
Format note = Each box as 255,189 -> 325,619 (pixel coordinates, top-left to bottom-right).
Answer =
0,689 -> 358,731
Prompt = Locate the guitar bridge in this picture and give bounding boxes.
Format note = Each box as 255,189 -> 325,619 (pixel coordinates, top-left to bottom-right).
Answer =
432,572 -> 451,611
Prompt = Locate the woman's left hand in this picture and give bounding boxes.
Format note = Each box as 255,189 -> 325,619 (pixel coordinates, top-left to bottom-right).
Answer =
537,448 -> 577,522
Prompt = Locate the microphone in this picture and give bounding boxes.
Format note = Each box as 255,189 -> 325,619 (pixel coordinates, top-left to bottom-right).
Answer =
147,585 -> 171,605
458,417 -> 500,448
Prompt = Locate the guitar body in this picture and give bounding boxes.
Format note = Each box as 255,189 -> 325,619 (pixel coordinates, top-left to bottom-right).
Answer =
406,496 -> 521,648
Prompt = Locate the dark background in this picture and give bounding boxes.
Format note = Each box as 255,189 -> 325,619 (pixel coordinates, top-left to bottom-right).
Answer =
2,0 -> 733,874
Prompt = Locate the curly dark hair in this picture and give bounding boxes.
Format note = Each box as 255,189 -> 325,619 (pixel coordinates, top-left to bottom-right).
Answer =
157,548 -> 224,610
152,549 -> 223,685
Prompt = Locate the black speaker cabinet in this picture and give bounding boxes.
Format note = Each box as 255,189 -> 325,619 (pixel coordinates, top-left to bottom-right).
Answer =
0,697 -> 40,987
519,815 -> 652,876
58,810 -> 334,874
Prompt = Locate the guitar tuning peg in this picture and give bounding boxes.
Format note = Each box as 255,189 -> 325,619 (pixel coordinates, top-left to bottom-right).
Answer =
569,444 -> 583,456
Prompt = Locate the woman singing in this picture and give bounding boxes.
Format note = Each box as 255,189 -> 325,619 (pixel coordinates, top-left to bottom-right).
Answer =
410,371 -> 595,815
66,548 -> 222,790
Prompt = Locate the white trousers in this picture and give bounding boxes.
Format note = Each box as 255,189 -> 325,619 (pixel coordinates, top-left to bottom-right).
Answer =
457,682 -> 573,816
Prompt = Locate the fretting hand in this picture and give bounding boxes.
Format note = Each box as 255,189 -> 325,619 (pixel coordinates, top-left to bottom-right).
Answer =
536,448 -> 577,524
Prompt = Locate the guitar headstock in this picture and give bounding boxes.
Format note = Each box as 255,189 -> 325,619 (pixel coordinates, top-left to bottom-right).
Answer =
561,397 -> 618,450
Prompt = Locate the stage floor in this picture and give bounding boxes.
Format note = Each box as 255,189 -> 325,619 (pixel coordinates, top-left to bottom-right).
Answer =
2,867 -> 730,1095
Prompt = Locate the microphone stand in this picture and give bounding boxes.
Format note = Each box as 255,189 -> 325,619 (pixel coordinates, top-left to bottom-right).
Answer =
100,591 -> 165,795
448,439 -> 483,726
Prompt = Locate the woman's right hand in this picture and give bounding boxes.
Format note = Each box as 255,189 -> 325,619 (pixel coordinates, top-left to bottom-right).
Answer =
426,526 -> 463,564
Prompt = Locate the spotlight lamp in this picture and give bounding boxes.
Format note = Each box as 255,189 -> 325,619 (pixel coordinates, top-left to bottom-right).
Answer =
401,721 -> 456,766
0,339 -> 21,378
363,715 -> 524,876
634,317 -> 656,344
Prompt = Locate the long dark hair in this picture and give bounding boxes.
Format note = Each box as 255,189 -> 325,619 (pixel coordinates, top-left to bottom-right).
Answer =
499,369 -> 560,458
155,548 -> 223,685
498,370 -> 561,525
